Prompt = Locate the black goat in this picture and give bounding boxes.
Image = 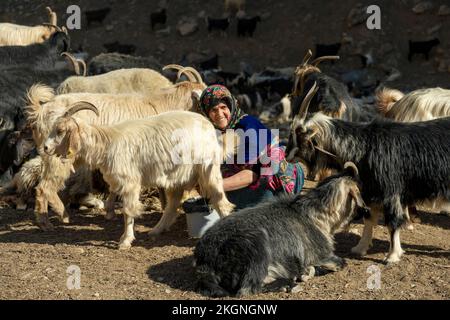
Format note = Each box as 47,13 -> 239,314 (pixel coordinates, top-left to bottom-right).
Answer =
194,163 -> 367,297
199,54 -> 219,70
314,43 -> 342,59
103,41 -> 137,55
207,17 -> 230,35
150,8 -> 167,30
88,52 -> 162,75
408,38 -> 440,61
286,84 -> 450,264
0,31 -> 70,69
237,16 -> 261,37
85,8 -> 111,27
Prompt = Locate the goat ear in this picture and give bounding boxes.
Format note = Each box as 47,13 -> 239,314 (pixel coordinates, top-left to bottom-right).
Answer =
191,89 -> 202,102
349,185 -> 367,210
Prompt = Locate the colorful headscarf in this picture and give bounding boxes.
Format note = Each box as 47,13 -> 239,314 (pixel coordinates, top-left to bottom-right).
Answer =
199,84 -> 247,130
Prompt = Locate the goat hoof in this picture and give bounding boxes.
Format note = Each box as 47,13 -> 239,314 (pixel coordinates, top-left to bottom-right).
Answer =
405,223 -> 414,231
383,253 -> 402,265
351,245 -> 368,256
291,284 -> 303,293
118,242 -> 132,250
37,220 -> 54,231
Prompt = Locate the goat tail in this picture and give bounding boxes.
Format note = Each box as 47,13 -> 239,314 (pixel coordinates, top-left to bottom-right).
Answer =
375,87 -> 404,115
195,264 -> 230,297
25,83 -> 55,122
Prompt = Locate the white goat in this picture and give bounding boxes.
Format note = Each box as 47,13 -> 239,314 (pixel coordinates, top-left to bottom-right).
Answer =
0,7 -> 60,46
376,87 -> 450,122
44,107 -> 234,249
25,66 -> 207,230
57,68 -> 172,94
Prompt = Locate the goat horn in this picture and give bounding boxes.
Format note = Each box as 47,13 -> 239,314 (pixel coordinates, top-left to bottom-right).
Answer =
61,52 -> 80,75
162,64 -> 185,72
180,66 -> 204,84
302,49 -> 313,65
344,161 -> 359,176
62,26 -> 68,35
77,59 -> 87,76
42,23 -> 61,31
64,101 -> 99,117
177,68 -> 196,83
297,81 -> 318,120
0,117 -> 4,127
311,55 -> 340,66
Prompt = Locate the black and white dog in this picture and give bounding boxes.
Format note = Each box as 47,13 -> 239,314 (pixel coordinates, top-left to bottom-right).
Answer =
194,163 -> 368,297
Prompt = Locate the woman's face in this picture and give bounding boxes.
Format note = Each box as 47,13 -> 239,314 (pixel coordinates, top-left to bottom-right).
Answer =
208,102 -> 231,130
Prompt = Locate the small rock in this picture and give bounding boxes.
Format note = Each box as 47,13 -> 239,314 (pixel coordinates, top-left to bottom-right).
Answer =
341,32 -> 353,44
438,5 -> 450,16
105,25 -> 114,32
260,12 -> 271,20
197,10 -> 206,19
347,5 -> 367,27
177,17 -> 198,36
165,289 -> 172,294
412,2 -> 433,14
427,24 -> 442,35
93,292 -> 100,297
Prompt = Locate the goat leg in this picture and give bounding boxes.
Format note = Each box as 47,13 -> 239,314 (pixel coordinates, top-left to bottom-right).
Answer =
34,186 -> 54,231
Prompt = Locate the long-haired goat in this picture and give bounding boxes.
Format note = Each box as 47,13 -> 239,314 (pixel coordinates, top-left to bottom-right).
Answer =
376,87 -> 450,122
194,163 -> 368,297
25,66 -> 207,230
88,52 -> 162,75
285,83 -> 450,264
0,7 -> 60,46
57,68 -> 172,94
0,31 -> 70,69
44,107 -> 234,249
291,50 -> 375,122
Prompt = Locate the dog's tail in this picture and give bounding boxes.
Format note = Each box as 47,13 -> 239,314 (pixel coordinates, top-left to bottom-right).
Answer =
195,264 -> 230,297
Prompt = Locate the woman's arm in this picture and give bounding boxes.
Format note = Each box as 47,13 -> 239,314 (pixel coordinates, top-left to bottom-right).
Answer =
223,169 -> 258,192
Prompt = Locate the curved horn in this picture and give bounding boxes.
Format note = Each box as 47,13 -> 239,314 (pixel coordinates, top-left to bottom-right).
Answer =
177,68 -> 196,82
0,117 -> 4,127
180,66 -> 204,84
77,59 -> 87,76
297,81 -> 318,120
46,7 -> 57,26
64,101 -> 99,118
311,55 -> 340,66
162,64 -> 185,72
42,23 -> 61,31
302,49 -> 313,65
61,26 -> 68,35
61,52 -> 80,75
344,161 -> 359,177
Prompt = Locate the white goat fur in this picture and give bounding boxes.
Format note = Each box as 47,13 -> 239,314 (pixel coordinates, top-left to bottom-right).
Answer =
0,8 -> 57,46
57,68 -> 172,95
44,111 -> 235,249
25,80 -> 206,228
376,87 -> 450,122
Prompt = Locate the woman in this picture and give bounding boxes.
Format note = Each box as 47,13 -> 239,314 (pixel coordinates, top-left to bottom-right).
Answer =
199,84 -> 304,210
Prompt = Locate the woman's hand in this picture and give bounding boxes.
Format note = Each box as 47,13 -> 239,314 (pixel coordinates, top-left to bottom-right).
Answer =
223,169 -> 258,192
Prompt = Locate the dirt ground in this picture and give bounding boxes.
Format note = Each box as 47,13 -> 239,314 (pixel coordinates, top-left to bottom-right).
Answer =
0,0 -> 449,300
0,181 -> 448,300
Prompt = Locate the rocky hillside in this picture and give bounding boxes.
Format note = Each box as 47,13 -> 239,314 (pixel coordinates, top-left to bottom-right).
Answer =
1,0 -> 449,90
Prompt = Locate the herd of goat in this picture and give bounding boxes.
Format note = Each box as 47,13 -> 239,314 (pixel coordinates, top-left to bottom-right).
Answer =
0,4 -> 449,297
